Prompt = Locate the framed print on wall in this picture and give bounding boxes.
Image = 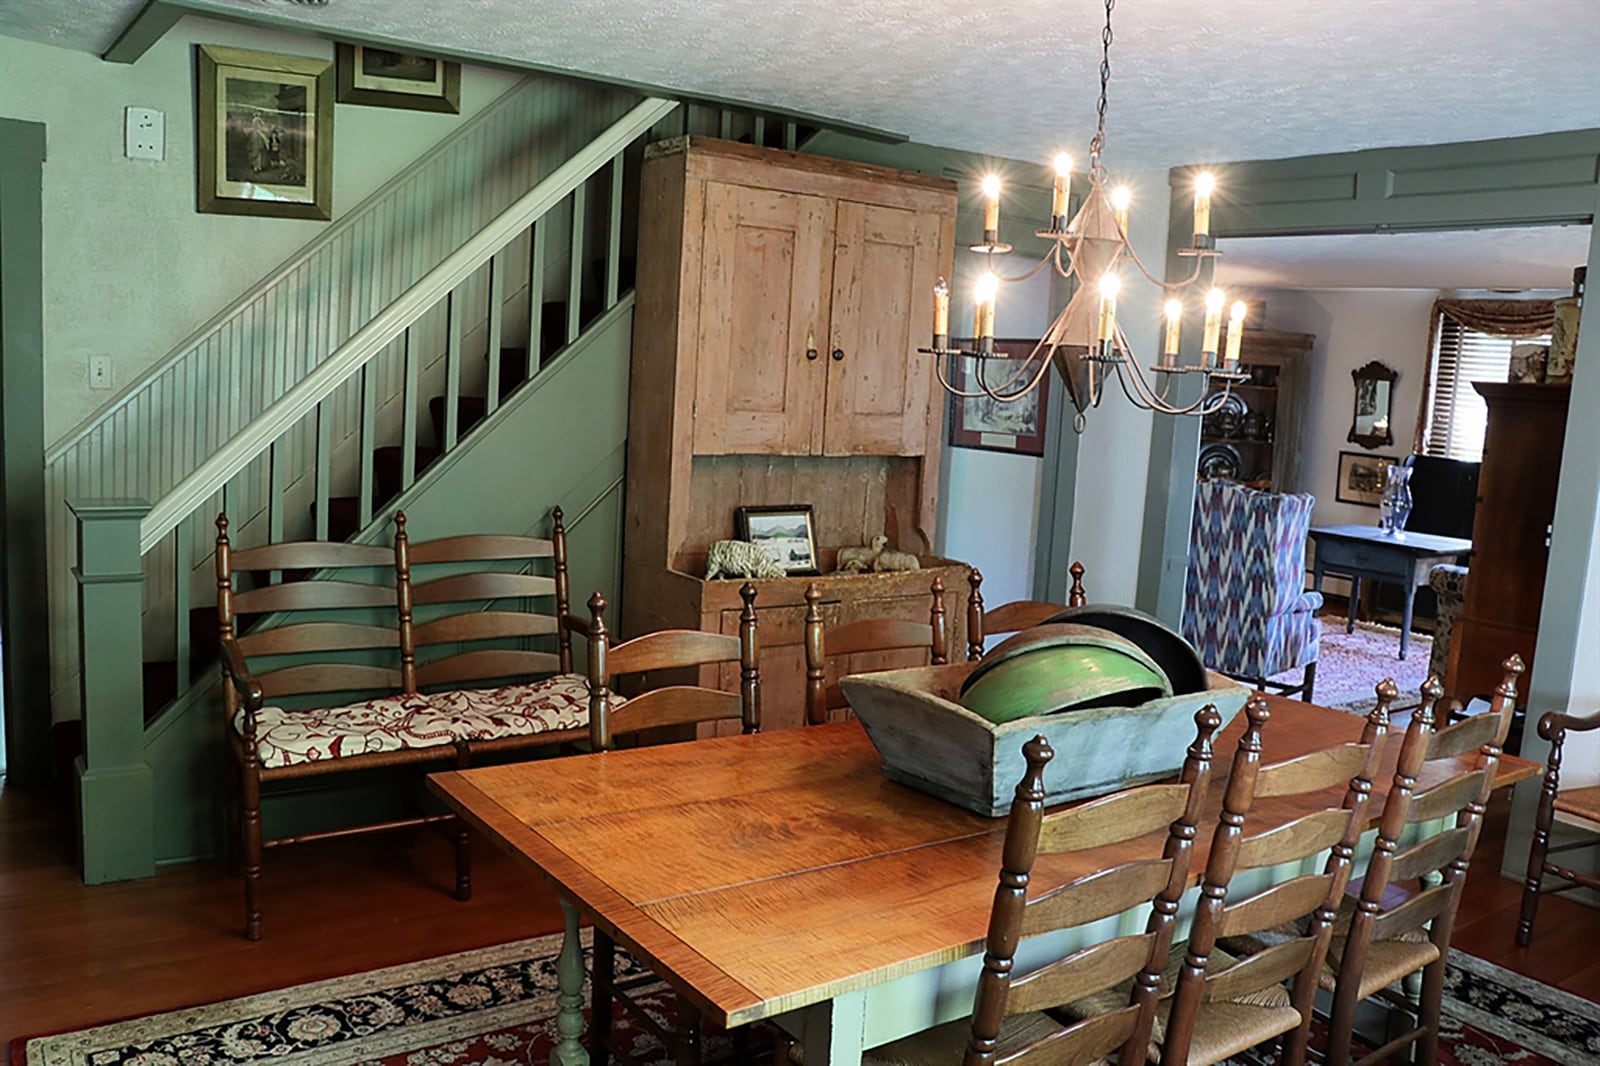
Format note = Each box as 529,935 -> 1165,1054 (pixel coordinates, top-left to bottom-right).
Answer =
946,338 -> 1050,457
1335,450 -> 1399,507
337,44 -> 461,113
735,505 -> 818,576
196,45 -> 334,220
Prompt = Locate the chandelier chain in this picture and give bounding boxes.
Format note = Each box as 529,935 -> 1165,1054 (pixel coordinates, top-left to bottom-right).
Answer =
1089,0 -> 1115,170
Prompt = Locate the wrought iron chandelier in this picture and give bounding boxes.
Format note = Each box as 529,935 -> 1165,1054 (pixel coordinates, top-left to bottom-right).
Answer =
922,0 -> 1249,432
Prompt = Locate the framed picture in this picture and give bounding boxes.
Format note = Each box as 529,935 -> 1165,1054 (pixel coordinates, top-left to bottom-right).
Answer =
196,45 -> 333,220
735,505 -> 818,576
947,338 -> 1050,457
337,44 -> 461,113
1335,450 -> 1399,507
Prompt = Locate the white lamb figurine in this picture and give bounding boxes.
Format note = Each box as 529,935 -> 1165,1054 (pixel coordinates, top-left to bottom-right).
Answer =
705,539 -> 785,580
836,534 -> 889,574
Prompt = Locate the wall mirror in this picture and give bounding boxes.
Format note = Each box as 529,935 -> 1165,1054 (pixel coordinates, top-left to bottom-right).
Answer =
1348,360 -> 1397,449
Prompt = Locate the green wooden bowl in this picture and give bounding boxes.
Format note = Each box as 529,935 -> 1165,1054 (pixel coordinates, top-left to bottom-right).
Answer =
958,623 -> 1173,724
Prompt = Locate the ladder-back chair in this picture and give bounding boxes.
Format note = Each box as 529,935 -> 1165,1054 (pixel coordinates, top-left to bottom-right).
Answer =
1517,702 -> 1600,946
1323,657 -> 1521,1066
585,584 -> 761,1066
863,706 -> 1224,1066
803,577 -> 947,726
964,562 -> 1087,661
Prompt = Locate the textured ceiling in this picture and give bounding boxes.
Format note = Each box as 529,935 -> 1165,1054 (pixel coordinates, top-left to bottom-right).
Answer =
1216,225 -> 1593,291
4,0 -> 1598,170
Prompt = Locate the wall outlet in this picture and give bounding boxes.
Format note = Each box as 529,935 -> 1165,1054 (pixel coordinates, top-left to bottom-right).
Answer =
125,107 -> 164,161
89,356 -> 113,390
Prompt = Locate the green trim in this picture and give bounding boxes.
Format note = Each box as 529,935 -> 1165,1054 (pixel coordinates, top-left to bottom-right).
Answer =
101,0 -> 183,64
77,760 -> 156,883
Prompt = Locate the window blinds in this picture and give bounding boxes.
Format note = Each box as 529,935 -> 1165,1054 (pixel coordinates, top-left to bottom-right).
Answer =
1424,316 -> 1549,462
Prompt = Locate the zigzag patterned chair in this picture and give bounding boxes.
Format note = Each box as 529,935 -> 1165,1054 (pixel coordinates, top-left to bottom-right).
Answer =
1182,479 -> 1322,700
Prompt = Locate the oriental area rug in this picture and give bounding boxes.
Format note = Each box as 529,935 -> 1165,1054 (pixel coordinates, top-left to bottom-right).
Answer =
17,933 -> 1599,1066
1270,619 -> 1433,716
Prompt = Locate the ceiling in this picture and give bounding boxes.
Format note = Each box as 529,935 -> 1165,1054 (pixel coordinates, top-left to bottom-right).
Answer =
1215,224 -> 1592,291
5,0 -> 1598,170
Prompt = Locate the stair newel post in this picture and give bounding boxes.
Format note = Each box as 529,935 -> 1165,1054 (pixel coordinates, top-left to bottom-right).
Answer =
966,568 -> 985,662
394,512 -> 417,695
929,575 -> 948,665
68,498 -> 156,884
551,507 -> 573,675
587,591 -> 612,752
739,582 -> 761,734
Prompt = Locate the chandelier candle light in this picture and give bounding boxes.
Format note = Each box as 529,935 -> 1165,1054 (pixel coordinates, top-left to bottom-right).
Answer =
920,0 -> 1249,431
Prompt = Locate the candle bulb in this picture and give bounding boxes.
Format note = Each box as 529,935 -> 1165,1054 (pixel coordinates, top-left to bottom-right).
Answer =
1111,185 -> 1131,235
1193,171 -> 1215,246
1163,298 -> 1183,365
975,271 -> 998,342
932,277 -> 950,348
1051,154 -> 1072,230
1097,273 -> 1120,347
981,174 -> 1001,243
1224,300 -> 1248,367
1201,287 -> 1225,364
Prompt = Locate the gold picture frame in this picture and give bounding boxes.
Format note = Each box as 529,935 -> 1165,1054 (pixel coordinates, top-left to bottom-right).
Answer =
336,44 -> 461,114
196,45 -> 334,220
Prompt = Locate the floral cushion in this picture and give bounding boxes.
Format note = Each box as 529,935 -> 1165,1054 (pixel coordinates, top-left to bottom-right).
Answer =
235,676 -> 612,769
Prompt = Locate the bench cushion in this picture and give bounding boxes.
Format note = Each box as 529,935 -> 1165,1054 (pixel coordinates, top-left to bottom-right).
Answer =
236,675 -> 610,769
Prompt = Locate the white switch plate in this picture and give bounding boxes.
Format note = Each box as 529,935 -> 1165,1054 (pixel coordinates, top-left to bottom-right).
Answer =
89,356 -> 113,390
125,107 -> 164,161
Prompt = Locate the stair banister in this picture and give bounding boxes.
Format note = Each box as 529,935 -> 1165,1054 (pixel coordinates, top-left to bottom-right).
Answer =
139,96 -> 677,554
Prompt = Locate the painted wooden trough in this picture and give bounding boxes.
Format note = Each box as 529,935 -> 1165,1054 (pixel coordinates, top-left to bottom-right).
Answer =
840,659 -> 1250,816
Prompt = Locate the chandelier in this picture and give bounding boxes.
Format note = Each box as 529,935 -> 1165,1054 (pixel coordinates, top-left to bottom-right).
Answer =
922,0 -> 1249,432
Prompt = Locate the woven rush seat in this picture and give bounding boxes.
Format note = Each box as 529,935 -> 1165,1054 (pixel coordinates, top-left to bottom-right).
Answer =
237,675 -> 612,769
1219,893 -> 1435,1000
1554,784 -> 1600,830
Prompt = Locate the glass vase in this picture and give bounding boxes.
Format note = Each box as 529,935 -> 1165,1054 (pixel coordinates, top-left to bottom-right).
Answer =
1378,463 -> 1413,534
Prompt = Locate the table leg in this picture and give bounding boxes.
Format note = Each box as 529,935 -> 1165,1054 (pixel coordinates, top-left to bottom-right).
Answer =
800,990 -> 867,1066
1400,585 -> 1415,662
552,898 -> 588,1066
1347,576 -> 1362,634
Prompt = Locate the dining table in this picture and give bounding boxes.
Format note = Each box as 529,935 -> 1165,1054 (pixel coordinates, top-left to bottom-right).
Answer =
428,694 -> 1539,1066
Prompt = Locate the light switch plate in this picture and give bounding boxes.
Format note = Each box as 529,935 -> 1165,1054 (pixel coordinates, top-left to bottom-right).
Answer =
125,107 -> 164,161
89,356 -> 113,390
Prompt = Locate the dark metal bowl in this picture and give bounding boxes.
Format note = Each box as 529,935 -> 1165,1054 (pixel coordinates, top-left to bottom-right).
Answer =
1039,604 -> 1209,696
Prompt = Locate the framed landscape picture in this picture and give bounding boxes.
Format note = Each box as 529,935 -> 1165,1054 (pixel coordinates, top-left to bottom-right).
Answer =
947,338 -> 1050,457
1335,450 -> 1398,507
337,44 -> 461,113
196,45 -> 333,220
735,505 -> 818,576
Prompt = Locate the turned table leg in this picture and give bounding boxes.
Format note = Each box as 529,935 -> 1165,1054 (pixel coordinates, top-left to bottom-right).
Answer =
552,898 -> 588,1066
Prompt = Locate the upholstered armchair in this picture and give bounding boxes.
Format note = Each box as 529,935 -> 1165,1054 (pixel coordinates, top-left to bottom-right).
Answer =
1427,563 -> 1469,683
1182,480 -> 1322,699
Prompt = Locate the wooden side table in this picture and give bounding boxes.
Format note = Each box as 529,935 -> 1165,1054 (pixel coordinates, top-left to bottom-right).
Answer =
1308,525 -> 1472,661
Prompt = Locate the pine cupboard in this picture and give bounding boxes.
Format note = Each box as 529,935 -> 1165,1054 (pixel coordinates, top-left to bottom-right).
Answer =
623,137 -> 965,732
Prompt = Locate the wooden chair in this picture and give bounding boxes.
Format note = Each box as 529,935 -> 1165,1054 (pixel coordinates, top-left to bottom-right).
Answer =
862,705 -> 1224,1066
585,583 -> 760,1066
1155,690 -> 1390,1066
1322,656 -> 1521,1066
803,577 -> 947,726
217,516 -> 415,942
963,562 -> 1087,661
1518,702 -> 1600,946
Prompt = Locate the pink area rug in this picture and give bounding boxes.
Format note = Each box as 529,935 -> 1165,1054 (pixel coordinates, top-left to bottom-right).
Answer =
1271,618 -> 1432,715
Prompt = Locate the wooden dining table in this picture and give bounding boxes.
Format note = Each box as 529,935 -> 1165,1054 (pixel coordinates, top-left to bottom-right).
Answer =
429,695 -> 1539,1066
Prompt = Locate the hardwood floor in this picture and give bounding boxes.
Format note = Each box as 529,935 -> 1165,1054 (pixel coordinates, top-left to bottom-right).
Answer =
2,776 -> 1595,1053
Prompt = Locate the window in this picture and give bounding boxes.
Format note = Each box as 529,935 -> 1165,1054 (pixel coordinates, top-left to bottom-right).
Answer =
1423,316 -> 1550,462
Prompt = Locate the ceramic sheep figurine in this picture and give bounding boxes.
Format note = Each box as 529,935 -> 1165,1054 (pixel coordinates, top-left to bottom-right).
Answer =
873,549 -> 921,573
705,539 -> 785,580
835,534 -> 889,574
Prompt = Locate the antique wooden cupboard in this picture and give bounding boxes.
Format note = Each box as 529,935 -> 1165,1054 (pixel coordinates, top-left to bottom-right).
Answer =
622,137 -> 966,732
1197,327 -> 1314,492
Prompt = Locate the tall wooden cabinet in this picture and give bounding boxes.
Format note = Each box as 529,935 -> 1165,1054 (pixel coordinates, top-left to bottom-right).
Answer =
623,137 -> 964,732
1197,328 -> 1314,491
1446,382 -> 1571,701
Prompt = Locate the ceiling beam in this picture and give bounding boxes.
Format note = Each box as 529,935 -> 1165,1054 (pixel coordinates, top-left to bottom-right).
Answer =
101,0 -> 182,64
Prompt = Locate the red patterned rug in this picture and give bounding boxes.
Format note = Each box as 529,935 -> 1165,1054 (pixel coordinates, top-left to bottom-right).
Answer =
15,931 -> 1595,1065
1270,619 -> 1433,715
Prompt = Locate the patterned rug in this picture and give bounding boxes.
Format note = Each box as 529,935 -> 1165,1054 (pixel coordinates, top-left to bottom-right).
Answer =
1270,618 -> 1433,715
16,933 -> 1598,1065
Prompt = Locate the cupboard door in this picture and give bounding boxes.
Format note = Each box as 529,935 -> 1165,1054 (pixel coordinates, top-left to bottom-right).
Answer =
823,201 -> 942,456
693,181 -> 832,455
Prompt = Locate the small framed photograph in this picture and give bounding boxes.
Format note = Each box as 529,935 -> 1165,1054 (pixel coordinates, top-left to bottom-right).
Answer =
196,45 -> 334,220
1335,450 -> 1399,507
337,44 -> 460,113
735,505 -> 818,576
947,338 -> 1050,457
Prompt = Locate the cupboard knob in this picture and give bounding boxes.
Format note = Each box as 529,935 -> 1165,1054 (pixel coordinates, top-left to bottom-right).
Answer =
831,348 -> 845,362
806,346 -> 819,361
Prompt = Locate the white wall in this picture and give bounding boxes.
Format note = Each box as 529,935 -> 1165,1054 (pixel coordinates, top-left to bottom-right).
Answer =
0,17 -> 523,444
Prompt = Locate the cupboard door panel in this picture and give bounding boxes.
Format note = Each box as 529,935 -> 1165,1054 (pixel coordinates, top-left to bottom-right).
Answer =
824,201 -> 941,456
693,182 -> 832,455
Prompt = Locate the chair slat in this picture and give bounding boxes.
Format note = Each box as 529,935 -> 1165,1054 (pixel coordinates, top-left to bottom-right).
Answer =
230,540 -> 393,572
609,686 -> 743,735
1388,826 -> 1471,885
1427,711 -> 1502,761
827,618 -> 934,658
406,534 -> 556,565
1216,873 -> 1332,939
414,649 -> 561,689
607,630 -> 743,676
411,571 -> 557,605
1408,769 -> 1487,825
1204,938 -> 1317,1004
1371,881 -> 1452,941
237,621 -> 399,657
1006,933 -> 1154,1017
1253,743 -> 1373,799
1037,784 -> 1191,855
254,663 -> 404,699
233,580 -> 396,615
1002,1004 -> 1138,1066
1235,808 -> 1352,871
1020,859 -> 1172,938
411,610 -> 559,647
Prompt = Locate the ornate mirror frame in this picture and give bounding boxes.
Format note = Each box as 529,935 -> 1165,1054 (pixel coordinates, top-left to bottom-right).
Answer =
1347,359 -> 1398,449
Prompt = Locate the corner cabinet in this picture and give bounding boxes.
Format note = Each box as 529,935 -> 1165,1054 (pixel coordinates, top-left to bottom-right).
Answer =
1197,327 -> 1314,491
624,137 -> 964,733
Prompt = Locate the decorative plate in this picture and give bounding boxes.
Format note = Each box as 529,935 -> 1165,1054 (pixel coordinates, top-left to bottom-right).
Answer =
1199,442 -> 1242,480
